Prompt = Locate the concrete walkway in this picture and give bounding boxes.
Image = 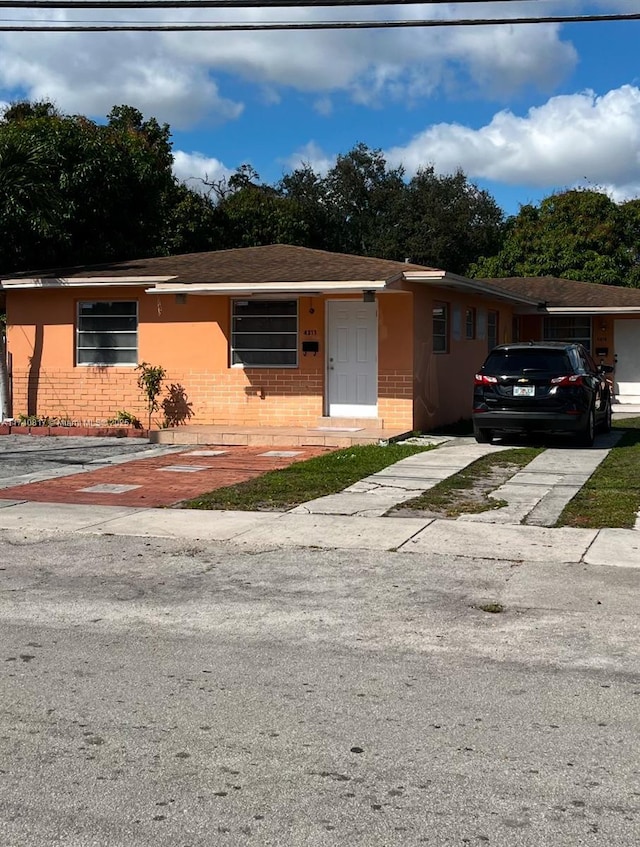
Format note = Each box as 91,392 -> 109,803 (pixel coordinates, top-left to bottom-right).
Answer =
291,432 -> 624,527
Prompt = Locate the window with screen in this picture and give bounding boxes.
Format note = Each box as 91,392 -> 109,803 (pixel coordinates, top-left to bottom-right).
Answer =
487,310 -> 499,350
76,301 -> 138,366
232,299 -> 298,367
543,316 -> 592,351
433,303 -> 449,353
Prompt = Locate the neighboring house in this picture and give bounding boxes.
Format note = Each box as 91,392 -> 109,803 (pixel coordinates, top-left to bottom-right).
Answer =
1,245 -> 640,433
480,276 -> 640,406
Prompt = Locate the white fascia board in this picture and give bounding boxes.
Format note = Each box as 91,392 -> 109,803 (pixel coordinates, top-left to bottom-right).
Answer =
544,306 -> 640,315
148,280 -> 389,295
402,271 -> 541,307
0,276 -> 174,289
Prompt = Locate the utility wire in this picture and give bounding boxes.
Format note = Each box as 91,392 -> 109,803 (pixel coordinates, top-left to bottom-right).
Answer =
0,0 -> 583,6
0,11 -> 639,27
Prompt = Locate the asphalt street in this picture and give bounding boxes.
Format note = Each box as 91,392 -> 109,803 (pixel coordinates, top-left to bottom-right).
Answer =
1,532 -> 639,846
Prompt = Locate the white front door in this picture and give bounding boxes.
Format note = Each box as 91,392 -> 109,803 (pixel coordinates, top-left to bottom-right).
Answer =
614,320 -> 640,403
326,300 -> 378,418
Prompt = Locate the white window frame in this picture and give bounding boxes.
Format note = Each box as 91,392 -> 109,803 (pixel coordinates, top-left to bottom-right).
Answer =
487,309 -> 499,350
231,299 -> 299,368
465,307 -> 476,340
76,300 -> 138,367
433,302 -> 449,353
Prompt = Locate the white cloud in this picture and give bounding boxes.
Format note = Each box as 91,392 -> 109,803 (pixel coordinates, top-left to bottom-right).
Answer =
175,19 -> 575,105
283,142 -> 335,176
172,150 -> 233,193
0,28 -> 243,129
385,85 -> 640,198
0,5 -> 578,125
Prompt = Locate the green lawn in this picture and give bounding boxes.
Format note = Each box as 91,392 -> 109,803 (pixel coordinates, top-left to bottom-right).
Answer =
180,442 -> 434,511
558,417 -> 640,529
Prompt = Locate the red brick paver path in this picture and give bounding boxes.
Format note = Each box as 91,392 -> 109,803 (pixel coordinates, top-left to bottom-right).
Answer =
0,446 -> 331,508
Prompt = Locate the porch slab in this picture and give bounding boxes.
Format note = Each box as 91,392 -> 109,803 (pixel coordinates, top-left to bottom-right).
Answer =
151,424 -> 412,448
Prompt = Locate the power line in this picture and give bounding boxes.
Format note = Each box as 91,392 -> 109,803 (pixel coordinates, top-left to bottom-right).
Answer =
0,12 -> 639,28
1,12 -> 640,28
0,0 -> 582,6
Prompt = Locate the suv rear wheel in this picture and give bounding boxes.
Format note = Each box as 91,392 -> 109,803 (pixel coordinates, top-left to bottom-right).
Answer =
600,398 -> 612,433
578,406 -> 595,447
473,425 -> 493,444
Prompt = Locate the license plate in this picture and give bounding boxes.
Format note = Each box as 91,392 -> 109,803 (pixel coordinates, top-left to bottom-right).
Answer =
513,385 -> 535,397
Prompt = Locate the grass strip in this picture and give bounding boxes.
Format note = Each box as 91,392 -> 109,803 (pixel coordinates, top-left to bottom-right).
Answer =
558,417 -> 640,529
180,442 -> 435,511
392,447 -> 544,518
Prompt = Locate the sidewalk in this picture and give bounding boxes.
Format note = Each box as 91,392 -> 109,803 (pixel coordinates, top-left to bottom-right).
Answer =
0,498 -> 637,567
0,433 -> 638,568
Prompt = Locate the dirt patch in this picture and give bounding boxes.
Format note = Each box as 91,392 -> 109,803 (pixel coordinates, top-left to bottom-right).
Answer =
389,461 -> 522,519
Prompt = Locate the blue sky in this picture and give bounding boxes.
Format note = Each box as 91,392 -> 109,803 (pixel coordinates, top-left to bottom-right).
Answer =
1,3 -> 640,217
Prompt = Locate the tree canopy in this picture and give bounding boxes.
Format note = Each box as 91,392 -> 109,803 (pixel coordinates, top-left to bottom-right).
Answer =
0,101 -> 221,272
278,144 -> 505,273
5,101 -> 639,288
470,189 -> 640,287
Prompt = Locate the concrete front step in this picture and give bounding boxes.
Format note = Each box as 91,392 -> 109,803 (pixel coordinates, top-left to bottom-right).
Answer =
315,416 -> 384,429
612,404 -> 640,415
151,424 -> 410,448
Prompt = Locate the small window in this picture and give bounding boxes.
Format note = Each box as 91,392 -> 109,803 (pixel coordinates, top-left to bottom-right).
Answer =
487,310 -> 499,350
465,308 -> 476,340
543,316 -> 592,352
76,301 -> 138,366
433,303 -> 449,353
232,299 -> 298,367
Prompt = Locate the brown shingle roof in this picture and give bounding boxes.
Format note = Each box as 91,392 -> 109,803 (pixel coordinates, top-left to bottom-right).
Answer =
480,276 -> 640,308
4,245 -> 439,284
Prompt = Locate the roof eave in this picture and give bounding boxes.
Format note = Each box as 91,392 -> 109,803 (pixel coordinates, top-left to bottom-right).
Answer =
544,306 -> 640,314
0,276 -> 174,289
148,279 -> 392,295
402,271 -> 542,306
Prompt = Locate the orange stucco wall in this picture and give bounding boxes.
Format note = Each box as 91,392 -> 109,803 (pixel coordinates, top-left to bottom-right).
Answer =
406,284 -> 514,431
6,286 -> 420,430
7,287 -> 333,427
5,284 -> 520,432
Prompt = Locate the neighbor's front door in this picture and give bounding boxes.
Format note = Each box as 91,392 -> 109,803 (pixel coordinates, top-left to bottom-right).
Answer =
326,300 -> 378,418
614,319 -> 640,403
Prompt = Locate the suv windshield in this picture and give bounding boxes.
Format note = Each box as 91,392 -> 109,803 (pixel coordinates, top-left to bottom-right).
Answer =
482,349 -> 572,376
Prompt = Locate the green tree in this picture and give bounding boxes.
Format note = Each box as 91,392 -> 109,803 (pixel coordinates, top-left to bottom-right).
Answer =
322,143 -> 406,257
470,189 -> 640,286
162,182 -> 221,255
401,166 -> 504,274
0,101 -> 203,272
216,168 -> 310,248
279,147 -> 505,270
278,164 -> 342,251
0,128 -> 63,270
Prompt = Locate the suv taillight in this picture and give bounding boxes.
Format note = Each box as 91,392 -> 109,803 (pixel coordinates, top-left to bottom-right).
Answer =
474,374 -> 498,385
550,375 -> 584,387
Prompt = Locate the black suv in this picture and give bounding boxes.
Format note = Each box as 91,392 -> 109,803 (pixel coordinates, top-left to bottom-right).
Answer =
472,342 -> 614,446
